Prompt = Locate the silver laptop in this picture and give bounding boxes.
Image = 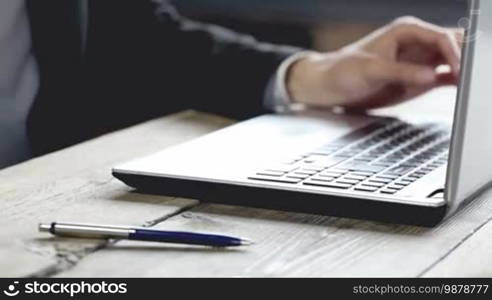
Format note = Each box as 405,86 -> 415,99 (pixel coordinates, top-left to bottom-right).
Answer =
113,0 -> 492,226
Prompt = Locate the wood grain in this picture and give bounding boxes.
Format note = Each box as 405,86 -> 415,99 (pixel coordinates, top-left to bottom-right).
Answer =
0,111 -> 233,277
55,87 -> 490,277
57,188 -> 492,277
5,87 -> 491,277
422,216 -> 492,278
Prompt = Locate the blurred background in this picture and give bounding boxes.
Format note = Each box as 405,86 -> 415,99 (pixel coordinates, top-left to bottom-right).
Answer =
174,0 -> 468,51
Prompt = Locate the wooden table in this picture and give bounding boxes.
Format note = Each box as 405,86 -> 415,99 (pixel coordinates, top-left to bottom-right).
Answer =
2,87 -> 492,277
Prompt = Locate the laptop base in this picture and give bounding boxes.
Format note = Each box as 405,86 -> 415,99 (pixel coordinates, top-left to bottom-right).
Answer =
114,172 -> 447,227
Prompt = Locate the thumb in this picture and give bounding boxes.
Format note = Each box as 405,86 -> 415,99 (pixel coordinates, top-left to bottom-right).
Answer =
369,59 -> 437,86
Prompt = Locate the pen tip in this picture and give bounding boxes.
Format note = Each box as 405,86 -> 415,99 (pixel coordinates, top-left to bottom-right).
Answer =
38,223 -> 51,232
239,238 -> 255,246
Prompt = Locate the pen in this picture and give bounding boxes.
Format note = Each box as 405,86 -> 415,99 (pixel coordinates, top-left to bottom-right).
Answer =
39,222 -> 253,247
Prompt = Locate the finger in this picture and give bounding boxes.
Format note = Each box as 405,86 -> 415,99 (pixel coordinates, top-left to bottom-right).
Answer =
436,71 -> 459,86
391,18 -> 461,74
368,59 -> 437,86
399,25 -> 460,73
452,27 -> 465,49
345,84 -> 407,111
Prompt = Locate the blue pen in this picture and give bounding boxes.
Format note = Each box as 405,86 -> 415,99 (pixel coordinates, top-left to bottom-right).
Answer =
39,222 -> 253,247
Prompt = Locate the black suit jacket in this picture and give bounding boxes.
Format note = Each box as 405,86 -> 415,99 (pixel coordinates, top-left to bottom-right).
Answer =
25,0 -> 299,156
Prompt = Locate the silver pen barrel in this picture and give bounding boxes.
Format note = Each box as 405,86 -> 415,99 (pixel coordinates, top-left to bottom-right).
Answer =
54,222 -> 134,230
39,222 -> 132,239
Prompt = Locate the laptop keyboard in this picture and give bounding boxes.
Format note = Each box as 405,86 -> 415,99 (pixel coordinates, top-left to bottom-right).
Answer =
248,120 -> 450,195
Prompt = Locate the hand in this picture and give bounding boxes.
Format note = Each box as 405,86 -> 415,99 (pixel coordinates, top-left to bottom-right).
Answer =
287,16 -> 463,110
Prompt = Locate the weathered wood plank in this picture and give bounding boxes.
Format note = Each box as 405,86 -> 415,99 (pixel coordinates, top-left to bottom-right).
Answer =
55,87 -> 491,277
0,111 -> 233,277
6,86 -> 481,277
422,218 -> 492,277
57,188 -> 492,277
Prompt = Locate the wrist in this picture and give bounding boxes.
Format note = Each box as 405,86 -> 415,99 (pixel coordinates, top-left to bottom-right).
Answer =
285,51 -> 338,107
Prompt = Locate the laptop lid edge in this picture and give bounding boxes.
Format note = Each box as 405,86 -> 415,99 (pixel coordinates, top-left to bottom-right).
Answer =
445,0 -> 480,217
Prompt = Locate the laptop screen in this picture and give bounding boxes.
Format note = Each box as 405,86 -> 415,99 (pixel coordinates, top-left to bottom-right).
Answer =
446,0 -> 492,213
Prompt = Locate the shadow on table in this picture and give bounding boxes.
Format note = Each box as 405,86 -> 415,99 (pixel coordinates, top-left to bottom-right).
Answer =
174,202 -> 435,237
109,189 -> 437,237
32,236 -> 244,254
103,244 -> 245,254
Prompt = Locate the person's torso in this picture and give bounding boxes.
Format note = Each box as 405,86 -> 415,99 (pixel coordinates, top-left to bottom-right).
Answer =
26,0 -> 187,157
0,0 -> 39,168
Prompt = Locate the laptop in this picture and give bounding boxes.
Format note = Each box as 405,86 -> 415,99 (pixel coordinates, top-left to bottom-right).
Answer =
113,0 -> 492,227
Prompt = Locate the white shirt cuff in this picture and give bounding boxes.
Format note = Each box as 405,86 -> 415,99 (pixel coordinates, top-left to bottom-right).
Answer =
264,51 -> 313,113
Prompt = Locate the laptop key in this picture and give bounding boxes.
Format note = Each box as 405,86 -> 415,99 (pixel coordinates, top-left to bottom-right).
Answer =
386,185 -> 404,190
336,179 -> 360,185
369,178 -> 393,184
287,174 -> 310,179
332,121 -> 388,146
380,189 -> 397,194
309,149 -> 336,156
355,186 -> 379,192
375,174 -> 399,180
294,170 -> 318,175
350,171 -> 373,177
357,155 -> 375,160
393,181 -> 410,186
300,165 -> 325,171
385,165 -> 415,176
249,175 -> 302,184
362,182 -> 386,188
310,177 -> 335,182
303,155 -> 326,163
400,177 -> 417,183
319,175 -> 343,181
320,170 -> 345,177
265,165 -> 298,173
303,181 -> 352,189
256,171 -> 284,177
372,162 -> 393,168
344,175 -> 367,181
338,163 -> 387,174
303,155 -> 347,168
353,158 -> 372,163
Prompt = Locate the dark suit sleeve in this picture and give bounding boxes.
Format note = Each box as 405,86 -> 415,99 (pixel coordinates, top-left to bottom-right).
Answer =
26,0 -> 302,157
86,0 -> 302,133
147,1 -> 302,119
